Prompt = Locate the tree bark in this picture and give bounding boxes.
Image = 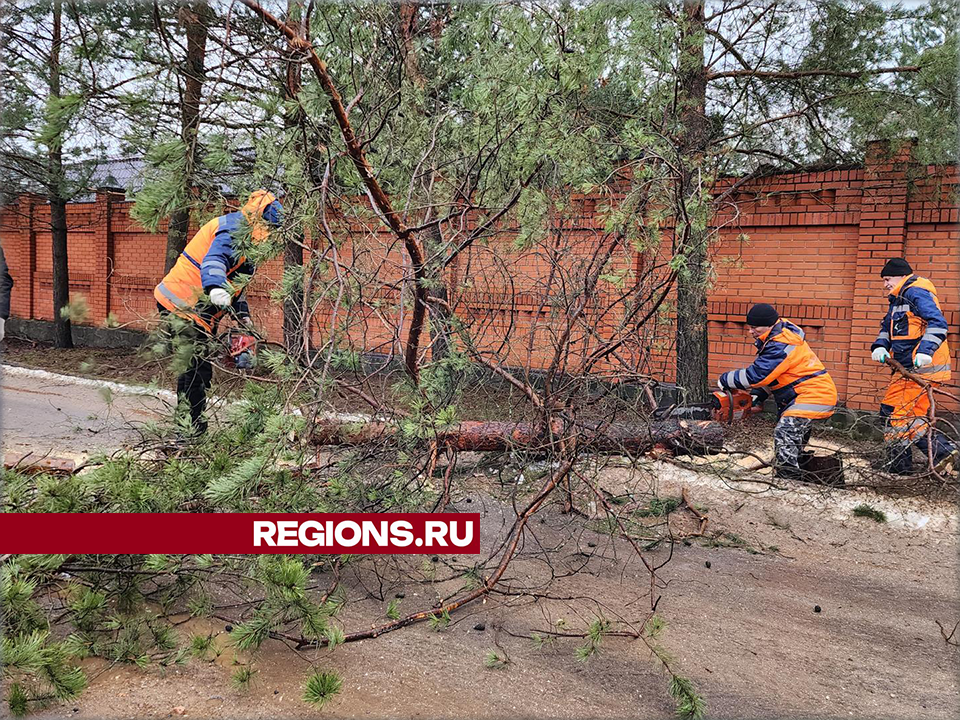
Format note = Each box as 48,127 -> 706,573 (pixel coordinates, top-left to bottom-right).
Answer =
424,223 -> 451,362
49,195 -> 72,348
282,0 -> 305,357
399,2 -> 426,87
674,0 -> 710,404
399,3 -> 450,364
311,418 -> 724,457
163,0 -> 209,273
48,0 -> 72,348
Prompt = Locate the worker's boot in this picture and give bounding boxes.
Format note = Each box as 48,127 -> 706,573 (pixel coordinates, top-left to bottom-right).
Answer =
880,445 -> 914,476
916,433 -> 958,476
774,463 -> 803,481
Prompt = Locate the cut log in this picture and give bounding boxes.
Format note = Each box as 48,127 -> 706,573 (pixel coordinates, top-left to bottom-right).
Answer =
4,452 -> 77,475
311,419 -> 724,457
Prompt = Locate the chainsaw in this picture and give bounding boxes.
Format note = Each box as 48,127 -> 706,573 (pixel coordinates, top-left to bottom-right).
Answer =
223,328 -> 258,370
662,389 -> 763,424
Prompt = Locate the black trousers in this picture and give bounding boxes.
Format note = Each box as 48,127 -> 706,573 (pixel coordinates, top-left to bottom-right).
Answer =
178,349 -> 213,433
158,304 -> 213,433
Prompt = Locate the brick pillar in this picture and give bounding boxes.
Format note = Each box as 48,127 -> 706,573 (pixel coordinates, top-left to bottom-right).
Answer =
91,189 -> 118,323
845,139 -> 917,409
12,193 -> 44,319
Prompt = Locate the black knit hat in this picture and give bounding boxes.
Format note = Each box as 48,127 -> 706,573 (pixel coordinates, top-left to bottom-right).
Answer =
880,258 -> 912,277
746,303 -> 779,327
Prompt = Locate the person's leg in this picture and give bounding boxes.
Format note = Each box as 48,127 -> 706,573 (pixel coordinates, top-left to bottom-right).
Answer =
158,305 -> 214,435
774,415 -> 813,478
912,382 -> 957,470
177,337 -> 212,435
797,422 -> 815,468
879,377 -> 927,475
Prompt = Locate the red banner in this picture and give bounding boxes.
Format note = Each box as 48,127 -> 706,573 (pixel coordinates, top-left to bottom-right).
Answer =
0,513 -> 481,554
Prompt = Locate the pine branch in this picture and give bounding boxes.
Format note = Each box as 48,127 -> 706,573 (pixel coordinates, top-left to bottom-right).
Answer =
237,0 -> 428,384
707,65 -> 920,81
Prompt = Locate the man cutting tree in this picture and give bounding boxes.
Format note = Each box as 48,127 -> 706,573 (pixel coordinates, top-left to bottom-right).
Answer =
154,189 -> 282,434
717,303 -> 838,479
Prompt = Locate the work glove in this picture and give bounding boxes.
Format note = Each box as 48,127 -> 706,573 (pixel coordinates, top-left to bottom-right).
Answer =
749,388 -> 768,408
717,377 -> 725,390
914,353 -> 933,369
209,288 -> 232,308
0,317 -> 5,342
871,347 -> 890,364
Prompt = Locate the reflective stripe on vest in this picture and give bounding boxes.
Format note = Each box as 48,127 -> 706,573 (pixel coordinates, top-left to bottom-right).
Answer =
787,403 -> 835,414
156,281 -> 191,310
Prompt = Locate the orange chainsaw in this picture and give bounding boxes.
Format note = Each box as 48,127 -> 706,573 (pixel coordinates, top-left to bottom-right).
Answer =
223,328 -> 258,370
710,388 -> 764,423
663,389 -> 763,423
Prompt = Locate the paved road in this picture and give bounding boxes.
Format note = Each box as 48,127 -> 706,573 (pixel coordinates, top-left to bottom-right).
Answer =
2,365 -> 172,461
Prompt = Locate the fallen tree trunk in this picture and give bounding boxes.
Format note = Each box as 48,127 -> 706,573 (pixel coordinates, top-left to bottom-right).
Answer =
311,418 -> 724,457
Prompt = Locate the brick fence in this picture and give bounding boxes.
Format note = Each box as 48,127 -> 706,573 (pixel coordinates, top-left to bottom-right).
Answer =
1,140 -> 957,410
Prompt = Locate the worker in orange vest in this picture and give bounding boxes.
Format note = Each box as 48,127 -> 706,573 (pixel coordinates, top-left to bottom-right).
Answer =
870,258 -> 955,475
718,303 -> 838,479
155,190 -> 281,433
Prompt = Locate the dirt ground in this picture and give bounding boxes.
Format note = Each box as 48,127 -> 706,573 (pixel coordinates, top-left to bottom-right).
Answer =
17,456 -> 959,720
4,346 -> 958,719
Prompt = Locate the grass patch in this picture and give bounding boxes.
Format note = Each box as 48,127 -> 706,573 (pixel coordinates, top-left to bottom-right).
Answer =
701,531 -> 760,553
636,496 -> 682,517
852,503 -> 887,523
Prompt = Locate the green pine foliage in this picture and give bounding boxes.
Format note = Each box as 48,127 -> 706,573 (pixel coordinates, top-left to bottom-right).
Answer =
670,675 -> 707,720
302,669 -> 343,709
1,631 -> 87,716
483,650 -> 510,670
231,666 -> 257,691
3,3 -> 952,715
575,616 -> 610,662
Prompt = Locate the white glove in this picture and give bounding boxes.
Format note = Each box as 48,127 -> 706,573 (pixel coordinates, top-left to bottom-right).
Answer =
717,378 -> 724,389
871,347 -> 890,364
914,353 -> 933,368
0,317 -> 5,342
209,288 -> 232,307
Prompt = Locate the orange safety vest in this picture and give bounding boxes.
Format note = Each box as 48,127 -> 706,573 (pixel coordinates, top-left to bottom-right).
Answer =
720,320 -> 837,420
155,190 -> 279,331
873,275 -> 951,382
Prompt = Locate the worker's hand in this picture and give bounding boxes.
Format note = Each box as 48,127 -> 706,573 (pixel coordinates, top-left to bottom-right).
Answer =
238,314 -> 254,329
717,378 -> 725,390
209,288 -> 232,307
871,347 -> 890,364
914,353 -> 933,369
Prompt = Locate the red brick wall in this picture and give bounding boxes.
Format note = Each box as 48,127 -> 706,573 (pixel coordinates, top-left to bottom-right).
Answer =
1,142 -> 957,410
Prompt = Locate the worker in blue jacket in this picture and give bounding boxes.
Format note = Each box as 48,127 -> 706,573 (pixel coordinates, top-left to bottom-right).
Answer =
155,190 -> 282,433
870,258 -> 955,474
718,303 -> 837,479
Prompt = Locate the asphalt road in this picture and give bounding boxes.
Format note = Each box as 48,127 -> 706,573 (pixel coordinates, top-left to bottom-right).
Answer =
2,365 -> 171,461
